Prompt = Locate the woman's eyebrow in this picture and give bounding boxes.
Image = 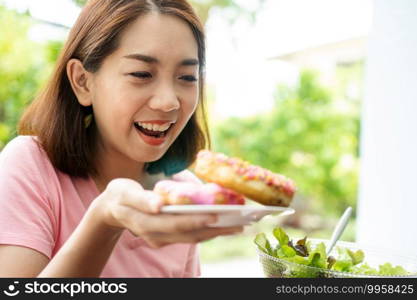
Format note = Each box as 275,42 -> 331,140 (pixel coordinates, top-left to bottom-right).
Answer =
123,54 -> 158,63
123,53 -> 199,66
181,58 -> 199,66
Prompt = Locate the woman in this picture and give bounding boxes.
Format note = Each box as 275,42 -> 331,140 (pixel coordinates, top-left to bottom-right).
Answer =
0,0 -> 242,277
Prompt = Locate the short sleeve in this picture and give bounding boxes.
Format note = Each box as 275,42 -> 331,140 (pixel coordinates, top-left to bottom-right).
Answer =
0,136 -> 56,259
183,244 -> 201,277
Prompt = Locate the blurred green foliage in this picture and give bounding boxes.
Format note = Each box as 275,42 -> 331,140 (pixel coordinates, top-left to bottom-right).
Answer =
0,4 -> 62,149
211,70 -> 360,217
72,0 -> 86,6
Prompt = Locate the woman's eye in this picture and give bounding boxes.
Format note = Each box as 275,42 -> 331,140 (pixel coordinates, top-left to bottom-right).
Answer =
130,72 -> 152,79
180,75 -> 198,82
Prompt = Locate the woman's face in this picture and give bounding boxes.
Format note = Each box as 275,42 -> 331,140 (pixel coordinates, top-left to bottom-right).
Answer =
89,13 -> 199,165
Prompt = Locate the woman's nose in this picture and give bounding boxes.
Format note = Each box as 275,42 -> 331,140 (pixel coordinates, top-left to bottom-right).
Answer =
147,83 -> 180,112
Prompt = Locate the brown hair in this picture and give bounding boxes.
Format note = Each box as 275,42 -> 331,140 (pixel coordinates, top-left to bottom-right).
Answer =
18,0 -> 210,177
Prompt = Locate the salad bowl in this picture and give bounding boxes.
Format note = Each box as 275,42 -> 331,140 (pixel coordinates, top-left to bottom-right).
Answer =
256,228 -> 417,278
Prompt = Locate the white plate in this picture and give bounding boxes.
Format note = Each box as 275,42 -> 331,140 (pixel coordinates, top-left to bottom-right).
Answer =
160,204 -> 295,227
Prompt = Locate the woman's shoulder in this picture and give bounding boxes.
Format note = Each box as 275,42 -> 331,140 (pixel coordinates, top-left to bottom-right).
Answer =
2,135 -> 42,155
2,134 -> 39,148
0,135 -> 51,170
0,135 -> 60,199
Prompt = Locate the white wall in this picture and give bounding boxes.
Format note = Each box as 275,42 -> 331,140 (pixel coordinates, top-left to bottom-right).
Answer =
357,0 -> 417,256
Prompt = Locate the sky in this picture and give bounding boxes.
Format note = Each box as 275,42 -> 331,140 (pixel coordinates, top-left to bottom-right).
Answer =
4,0 -> 373,118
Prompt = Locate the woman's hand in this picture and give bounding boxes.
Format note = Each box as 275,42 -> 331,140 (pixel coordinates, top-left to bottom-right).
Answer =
89,178 -> 242,248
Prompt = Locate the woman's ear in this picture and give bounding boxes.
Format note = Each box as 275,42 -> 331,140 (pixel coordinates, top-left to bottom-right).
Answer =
66,58 -> 93,107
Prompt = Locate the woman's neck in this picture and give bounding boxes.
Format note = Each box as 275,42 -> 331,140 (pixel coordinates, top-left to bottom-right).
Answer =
91,144 -> 147,193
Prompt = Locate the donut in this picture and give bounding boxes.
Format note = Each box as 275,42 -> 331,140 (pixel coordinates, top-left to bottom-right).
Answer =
154,180 -> 245,205
193,150 -> 296,207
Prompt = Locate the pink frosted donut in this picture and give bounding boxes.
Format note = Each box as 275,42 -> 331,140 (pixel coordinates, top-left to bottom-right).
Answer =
154,180 -> 245,205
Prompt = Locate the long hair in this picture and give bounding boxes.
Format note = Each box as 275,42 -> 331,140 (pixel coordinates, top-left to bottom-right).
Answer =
18,0 -> 210,177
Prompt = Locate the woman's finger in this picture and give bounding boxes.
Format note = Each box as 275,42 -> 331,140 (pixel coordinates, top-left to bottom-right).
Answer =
106,178 -> 163,214
123,189 -> 164,214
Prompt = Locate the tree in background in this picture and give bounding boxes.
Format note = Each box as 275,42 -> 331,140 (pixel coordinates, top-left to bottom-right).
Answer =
212,70 -> 360,217
0,5 -> 59,149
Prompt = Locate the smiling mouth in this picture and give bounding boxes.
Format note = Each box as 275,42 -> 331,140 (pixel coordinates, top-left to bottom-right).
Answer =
134,122 -> 174,138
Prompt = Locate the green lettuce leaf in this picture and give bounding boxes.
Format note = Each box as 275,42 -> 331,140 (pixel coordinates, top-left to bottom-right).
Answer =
377,263 -> 409,276
332,260 -> 353,272
347,249 -> 364,265
307,242 -> 327,269
276,245 -> 297,258
286,255 -> 310,266
254,233 -> 273,256
350,263 -> 378,275
273,227 -> 289,247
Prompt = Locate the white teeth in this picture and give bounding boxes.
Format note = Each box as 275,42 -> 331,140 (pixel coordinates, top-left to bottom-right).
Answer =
136,122 -> 172,132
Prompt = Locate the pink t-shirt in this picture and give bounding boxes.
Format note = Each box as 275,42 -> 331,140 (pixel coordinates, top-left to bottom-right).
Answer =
0,135 -> 200,277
